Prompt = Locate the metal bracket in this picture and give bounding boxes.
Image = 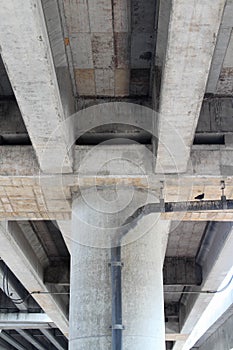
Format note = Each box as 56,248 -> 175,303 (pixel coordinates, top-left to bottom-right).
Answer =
110,324 -> 125,330
220,181 -> 227,209
159,181 -> 165,212
108,261 -> 124,268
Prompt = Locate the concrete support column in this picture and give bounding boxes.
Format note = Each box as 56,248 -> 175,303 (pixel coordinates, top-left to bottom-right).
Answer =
69,189 -> 170,350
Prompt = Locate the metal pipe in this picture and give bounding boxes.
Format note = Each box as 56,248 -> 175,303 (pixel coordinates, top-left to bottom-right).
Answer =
110,245 -> 123,350
110,196 -> 233,349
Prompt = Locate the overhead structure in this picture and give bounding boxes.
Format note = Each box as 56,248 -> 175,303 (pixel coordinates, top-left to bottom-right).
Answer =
0,0 -> 232,349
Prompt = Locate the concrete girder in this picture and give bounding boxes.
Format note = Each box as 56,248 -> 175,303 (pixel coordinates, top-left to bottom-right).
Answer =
0,313 -> 54,330
40,329 -> 65,350
17,330 -> 46,350
0,221 -> 69,337
0,0 -> 74,173
206,0 -> 233,93
0,262 -> 28,311
0,332 -> 25,350
197,97 -> 233,135
43,257 -> 202,287
173,222 -> 233,350
155,0 -> 226,173
0,145 -> 233,221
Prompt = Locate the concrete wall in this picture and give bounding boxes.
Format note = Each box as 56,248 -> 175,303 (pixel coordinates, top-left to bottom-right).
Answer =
196,313 -> 233,350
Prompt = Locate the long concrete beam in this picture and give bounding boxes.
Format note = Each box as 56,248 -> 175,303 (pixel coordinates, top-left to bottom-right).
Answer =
0,0 -> 74,173
0,262 -> 28,311
206,0 -> 233,93
155,0 -> 226,173
43,257 -> 202,286
0,313 -> 54,330
0,221 -> 69,336
1,144 -> 233,221
0,332 -> 25,350
173,222 -> 233,350
17,330 -> 46,350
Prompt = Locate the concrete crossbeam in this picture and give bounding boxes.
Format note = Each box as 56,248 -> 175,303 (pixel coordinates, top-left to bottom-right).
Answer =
0,221 -> 68,336
163,258 -> 202,286
0,313 -> 54,330
155,0 -> 226,173
44,263 -> 70,286
0,0 -> 74,173
43,257 -> 202,287
1,145 -> 233,221
197,97 -> 233,134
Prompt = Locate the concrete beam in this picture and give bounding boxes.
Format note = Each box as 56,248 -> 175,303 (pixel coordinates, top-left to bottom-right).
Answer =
43,257 -> 202,286
163,258 -> 202,286
40,329 -> 65,350
56,221 -> 71,253
17,329 -> 46,350
197,97 -> 233,134
155,0 -> 226,173
183,269 -> 233,349
44,262 -> 70,286
173,222 -> 233,350
0,221 -> 68,336
0,262 -> 28,311
206,0 -> 233,93
1,145 -> 233,221
0,313 -> 54,330
0,0 -> 74,173
42,0 -> 76,111
0,332 -> 25,350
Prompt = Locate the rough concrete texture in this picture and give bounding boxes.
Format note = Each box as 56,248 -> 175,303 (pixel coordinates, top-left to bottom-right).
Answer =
197,97 -> 233,133
216,7 -> 233,95
0,221 -> 68,336
63,0 -> 155,96
0,0 -> 73,173
70,190 -> 170,349
206,0 -> 233,94
166,221 -> 207,257
155,0 -> 226,173
196,313 -> 233,350
173,223 -> 233,350
122,218 -> 170,349
1,145 -> 233,221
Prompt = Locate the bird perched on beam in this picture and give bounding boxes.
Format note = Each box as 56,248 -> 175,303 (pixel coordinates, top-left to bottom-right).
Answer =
194,193 -> 204,200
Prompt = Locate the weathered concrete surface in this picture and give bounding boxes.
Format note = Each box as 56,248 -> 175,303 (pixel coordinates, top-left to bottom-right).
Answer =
0,313 -> 54,330
173,222 -> 233,350
70,190 -> 170,349
155,0 -> 226,173
0,0 -> 74,173
197,97 -> 233,134
63,0 -> 130,96
206,0 -> 233,94
0,221 -> 69,336
0,145 -> 233,220
42,0 -> 76,117
195,312 -> 233,350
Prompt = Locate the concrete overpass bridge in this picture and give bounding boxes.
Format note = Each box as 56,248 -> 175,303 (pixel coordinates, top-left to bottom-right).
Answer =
0,0 -> 232,349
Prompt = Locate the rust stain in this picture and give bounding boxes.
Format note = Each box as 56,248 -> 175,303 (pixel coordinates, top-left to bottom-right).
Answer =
64,37 -> 70,46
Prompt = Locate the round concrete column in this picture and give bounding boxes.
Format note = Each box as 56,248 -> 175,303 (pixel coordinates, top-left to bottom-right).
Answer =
69,189 -> 169,350
122,218 -> 169,349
